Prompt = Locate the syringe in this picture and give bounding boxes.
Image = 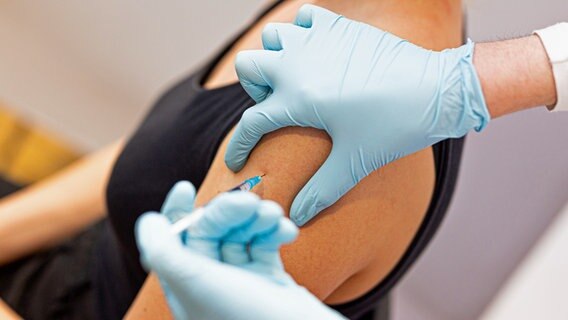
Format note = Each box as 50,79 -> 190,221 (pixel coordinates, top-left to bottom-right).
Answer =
228,174 -> 264,192
171,174 -> 265,234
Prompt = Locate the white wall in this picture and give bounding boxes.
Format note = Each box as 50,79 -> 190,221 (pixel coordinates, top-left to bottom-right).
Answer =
1,1 -> 567,319
394,1 -> 568,319
0,0 -> 263,149
481,202 -> 568,320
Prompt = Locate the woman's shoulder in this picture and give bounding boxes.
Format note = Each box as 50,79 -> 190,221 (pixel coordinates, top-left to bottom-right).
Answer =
195,125 -> 435,303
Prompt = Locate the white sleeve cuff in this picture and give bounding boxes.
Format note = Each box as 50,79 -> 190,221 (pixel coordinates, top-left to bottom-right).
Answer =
534,23 -> 568,112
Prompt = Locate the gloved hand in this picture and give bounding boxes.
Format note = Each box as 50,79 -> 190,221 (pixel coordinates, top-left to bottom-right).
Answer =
224,4 -> 491,226
135,181 -> 346,320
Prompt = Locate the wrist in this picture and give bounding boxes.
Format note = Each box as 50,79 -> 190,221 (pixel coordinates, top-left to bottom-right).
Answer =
473,36 -> 556,118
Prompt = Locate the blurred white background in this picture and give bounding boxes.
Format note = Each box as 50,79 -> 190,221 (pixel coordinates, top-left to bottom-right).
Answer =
0,1 -> 567,319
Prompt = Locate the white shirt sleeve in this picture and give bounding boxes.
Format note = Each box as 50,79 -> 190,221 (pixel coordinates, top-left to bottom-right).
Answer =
534,23 -> 568,112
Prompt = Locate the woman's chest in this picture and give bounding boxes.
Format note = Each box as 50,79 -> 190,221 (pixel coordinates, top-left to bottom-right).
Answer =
106,81 -> 253,232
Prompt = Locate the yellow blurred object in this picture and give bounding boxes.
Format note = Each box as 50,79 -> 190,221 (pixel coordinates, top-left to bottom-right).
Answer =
0,107 -> 80,185
0,109 -> 26,173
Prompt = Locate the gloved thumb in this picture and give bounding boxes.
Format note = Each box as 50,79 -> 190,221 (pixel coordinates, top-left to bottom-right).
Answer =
235,50 -> 279,104
161,181 -> 196,223
290,149 -> 363,226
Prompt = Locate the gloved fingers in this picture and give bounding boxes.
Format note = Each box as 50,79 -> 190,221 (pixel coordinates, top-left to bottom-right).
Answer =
188,192 -> 260,239
294,4 -> 342,28
235,50 -> 280,104
224,98 -> 298,172
290,148 -> 362,226
249,218 -> 298,267
185,193 -> 260,260
225,200 -> 284,242
221,200 -> 284,265
136,213 -> 171,271
185,238 -> 222,261
293,4 -> 314,28
262,22 -> 307,51
251,219 -> 298,251
160,181 -> 196,223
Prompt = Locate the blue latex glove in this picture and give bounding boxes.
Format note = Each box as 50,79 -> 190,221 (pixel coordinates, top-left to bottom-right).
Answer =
224,4 -> 490,226
135,181 -> 346,320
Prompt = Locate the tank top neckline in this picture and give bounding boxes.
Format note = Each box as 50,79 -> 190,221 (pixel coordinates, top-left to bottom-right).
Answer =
190,0 -> 284,94
191,66 -> 242,94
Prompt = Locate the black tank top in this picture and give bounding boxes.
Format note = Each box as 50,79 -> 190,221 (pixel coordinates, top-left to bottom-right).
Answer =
99,2 -> 465,318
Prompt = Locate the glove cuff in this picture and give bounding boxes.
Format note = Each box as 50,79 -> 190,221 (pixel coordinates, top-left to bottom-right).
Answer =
460,39 -> 491,132
438,40 -> 491,138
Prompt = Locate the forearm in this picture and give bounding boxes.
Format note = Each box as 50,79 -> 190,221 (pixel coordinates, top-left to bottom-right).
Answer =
0,139 -> 124,265
0,299 -> 21,320
474,35 -> 557,118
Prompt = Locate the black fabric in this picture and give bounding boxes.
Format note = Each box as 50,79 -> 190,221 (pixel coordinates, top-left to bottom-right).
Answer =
0,176 -> 19,197
0,177 -> 102,320
0,223 -> 103,320
0,161 -> 105,319
101,1 -> 465,319
99,3 -> 284,319
101,73 -> 257,320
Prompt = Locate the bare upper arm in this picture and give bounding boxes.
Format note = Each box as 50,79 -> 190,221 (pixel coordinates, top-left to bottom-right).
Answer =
128,0 -> 464,314
195,126 -> 435,303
